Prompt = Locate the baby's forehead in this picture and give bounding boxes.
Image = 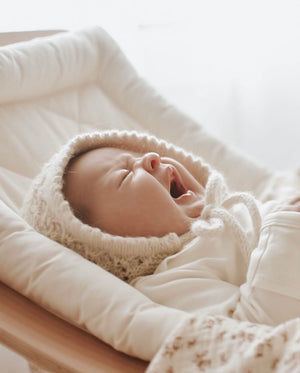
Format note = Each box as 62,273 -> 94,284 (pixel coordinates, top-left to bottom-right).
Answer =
64,148 -> 119,197
75,146 -> 144,164
70,146 -> 141,173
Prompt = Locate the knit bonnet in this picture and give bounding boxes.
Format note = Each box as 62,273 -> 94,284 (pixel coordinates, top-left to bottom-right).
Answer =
21,130 -> 211,282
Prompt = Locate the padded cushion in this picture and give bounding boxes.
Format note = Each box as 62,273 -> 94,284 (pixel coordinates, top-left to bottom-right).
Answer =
0,201 -> 187,360
0,27 -> 281,359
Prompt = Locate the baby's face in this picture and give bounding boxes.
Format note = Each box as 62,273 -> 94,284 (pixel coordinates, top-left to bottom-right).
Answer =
63,147 -> 205,237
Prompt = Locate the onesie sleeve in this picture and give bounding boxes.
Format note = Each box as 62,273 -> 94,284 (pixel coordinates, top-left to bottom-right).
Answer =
131,234 -> 244,317
237,211 -> 300,325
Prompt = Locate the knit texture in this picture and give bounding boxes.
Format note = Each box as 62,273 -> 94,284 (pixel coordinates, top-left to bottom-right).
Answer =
21,130 -> 211,282
192,172 -> 262,263
22,130 -> 262,282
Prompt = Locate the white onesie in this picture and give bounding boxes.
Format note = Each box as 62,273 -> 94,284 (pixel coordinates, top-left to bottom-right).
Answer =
132,173 -> 300,326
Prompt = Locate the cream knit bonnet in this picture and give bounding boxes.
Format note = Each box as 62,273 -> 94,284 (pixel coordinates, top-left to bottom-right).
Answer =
21,130 -> 212,282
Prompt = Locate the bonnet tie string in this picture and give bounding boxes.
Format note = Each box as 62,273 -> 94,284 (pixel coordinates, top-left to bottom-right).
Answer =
192,172 -> 262,263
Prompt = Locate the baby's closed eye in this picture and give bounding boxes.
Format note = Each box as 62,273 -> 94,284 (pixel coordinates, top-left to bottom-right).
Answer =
118,169 -> 131,187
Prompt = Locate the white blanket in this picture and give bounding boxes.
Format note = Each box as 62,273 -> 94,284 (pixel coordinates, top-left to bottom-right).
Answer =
0,26 -> 299,363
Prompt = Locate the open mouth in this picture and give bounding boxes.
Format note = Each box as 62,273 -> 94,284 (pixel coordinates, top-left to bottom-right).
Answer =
170,179 -> 187,199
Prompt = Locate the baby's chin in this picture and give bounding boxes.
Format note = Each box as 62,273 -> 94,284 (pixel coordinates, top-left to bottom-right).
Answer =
183,196 -> 205,220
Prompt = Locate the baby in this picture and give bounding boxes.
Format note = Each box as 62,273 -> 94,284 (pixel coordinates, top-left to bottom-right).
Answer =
22,129 -> 300,326
63,147 -> 205,238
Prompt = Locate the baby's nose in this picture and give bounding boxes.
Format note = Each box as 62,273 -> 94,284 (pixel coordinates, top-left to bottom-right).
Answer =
141,152 -> 161,172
